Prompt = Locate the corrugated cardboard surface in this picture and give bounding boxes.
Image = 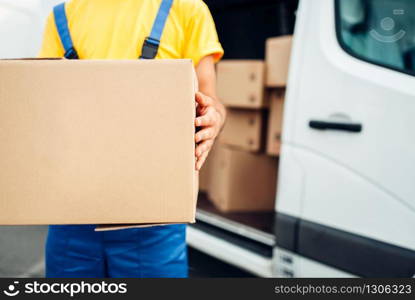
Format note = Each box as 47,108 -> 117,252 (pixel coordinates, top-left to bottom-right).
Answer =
266,35 -> 292,87
209,145 -> 278,212
0,59 -> 196,226
216,60 -> 268,109
219,108 -> 267,152
266,90 -> 285,156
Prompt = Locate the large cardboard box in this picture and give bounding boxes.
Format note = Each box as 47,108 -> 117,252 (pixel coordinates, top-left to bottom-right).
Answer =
0,59 -> 197,227
209,145 -> 278,212
266,90 -> 285,156
219,108 -> 267,152
216,60 -> 268,109
265,35 -> 293,87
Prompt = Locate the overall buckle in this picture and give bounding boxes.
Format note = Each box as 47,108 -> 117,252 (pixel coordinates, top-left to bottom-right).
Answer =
64,47 -> 79,59
140,37 -> 160,59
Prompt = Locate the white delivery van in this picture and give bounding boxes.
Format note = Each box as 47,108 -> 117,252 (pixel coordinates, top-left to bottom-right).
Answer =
275,0 -> 415,277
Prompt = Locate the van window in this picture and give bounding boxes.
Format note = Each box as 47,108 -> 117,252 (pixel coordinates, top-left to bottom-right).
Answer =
335,0 -> 415,76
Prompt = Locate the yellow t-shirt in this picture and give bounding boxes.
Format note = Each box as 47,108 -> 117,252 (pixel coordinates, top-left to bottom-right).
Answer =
39,0 -> 224,66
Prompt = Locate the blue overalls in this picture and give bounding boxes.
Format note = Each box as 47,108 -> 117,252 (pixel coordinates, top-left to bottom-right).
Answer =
46,0 -> 188,278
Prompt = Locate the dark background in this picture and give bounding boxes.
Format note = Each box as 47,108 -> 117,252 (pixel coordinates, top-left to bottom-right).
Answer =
205,0 -> 299,59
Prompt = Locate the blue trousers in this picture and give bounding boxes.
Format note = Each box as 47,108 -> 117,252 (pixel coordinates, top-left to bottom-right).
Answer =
46,224 -> 188,278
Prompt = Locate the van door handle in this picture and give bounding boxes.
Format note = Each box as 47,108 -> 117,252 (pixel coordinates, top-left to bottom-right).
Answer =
309,120 -> 362,133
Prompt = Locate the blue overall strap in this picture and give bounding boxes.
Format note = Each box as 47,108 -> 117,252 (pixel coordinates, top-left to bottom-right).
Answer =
140,0 -> 174,59
53,3 -> 79,59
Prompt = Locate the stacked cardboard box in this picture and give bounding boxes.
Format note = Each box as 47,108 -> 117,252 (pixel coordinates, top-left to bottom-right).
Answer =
265,35 -> 292,87
265,35 -> 292,156
199,35 -> 292,213
209,146 -> 278,212
217,60 -> 268,152
266,89 -> 285,156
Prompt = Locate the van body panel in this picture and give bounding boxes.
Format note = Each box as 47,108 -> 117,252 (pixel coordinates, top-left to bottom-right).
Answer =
277,0 -> 415,276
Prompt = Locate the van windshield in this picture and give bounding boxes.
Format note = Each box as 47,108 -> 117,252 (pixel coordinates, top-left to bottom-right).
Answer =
336,0 -> 415,75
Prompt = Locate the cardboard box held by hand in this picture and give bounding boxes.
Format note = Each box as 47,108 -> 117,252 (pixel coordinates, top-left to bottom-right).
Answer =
0,59 -> 197,229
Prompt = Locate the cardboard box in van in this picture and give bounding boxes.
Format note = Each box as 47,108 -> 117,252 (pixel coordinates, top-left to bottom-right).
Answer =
216,60 -> 268,109
0,59 -> 197,228
219,108 -> 267,152
266,35 -> 293,87
266,90 -> 285,156
209,145 -> 278,212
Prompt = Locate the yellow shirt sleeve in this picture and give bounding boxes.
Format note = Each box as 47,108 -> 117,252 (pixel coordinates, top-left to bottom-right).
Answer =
38,12 -> 65,58
182,1 -> 224,66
